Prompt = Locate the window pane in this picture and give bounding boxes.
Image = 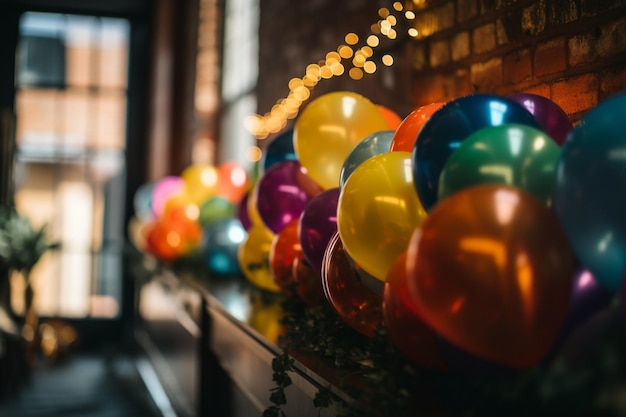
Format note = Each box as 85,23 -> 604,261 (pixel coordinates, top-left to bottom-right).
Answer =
94,91 -> 127,149
99,18 -> 130,89
66,15 -> 97,87
15,89 -> 59,149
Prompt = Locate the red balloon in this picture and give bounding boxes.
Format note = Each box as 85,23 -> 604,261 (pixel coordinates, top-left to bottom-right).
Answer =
383,252 -> 446,370
269,219 -> 301,295
216,161 -> 250,204
322,232 -> 382,337
376,105 -> 403,130
292,251 -> 325,307
406,185 -> 576,368
389,102 -> 445,153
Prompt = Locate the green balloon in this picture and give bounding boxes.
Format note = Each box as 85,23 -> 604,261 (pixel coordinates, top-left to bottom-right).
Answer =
438,124 -> 561,205
199,196 -> 236,227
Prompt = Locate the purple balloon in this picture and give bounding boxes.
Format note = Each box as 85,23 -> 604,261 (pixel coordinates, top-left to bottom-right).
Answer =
545,269 -> 613,363
255,161 -> 323,234
620,273 -> 626,323
237,191 -> 253,231
564,269 -> 614,332
298,188 -> 340,273
508,93 -> 573,145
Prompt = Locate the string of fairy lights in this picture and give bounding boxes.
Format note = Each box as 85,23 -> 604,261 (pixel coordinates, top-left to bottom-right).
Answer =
244,1 -> 420,161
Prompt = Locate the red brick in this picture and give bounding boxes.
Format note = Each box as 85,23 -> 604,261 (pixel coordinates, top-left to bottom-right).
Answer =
551,73 -> 599,115
522,0 -> 546,36
435,2 -> 455,31
568,33 -> 598,67
430,39 -> 450,68
522,83 -> 551,98
503,48 -> 531,84
473,23 -> 496,54
451,32 -> 470,61
457,0 -> 478,22
600,66 -> 626,100
412,73 -> 448,105
596,16 -> 626,58
470,57 -> 503,92
581,0 -> 626,17
534,37 -> 566,77
454,69 -> 474,97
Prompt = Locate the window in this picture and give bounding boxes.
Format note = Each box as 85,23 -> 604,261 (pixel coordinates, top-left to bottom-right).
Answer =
12,12 -> 130,318
219,0 -> 259,170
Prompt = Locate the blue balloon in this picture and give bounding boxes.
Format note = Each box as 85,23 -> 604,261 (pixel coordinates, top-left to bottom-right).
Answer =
411,94 -> 541,211
133,182 -> 155,222
261,129 -> 297,173
339,130 -> 394,188
553,92 -> 626,292
201,218 -> 248,276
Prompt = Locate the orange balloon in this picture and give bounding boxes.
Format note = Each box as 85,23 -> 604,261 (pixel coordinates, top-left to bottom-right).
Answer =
322,232 -> 382,337
292,251 -> 325,307
269,219 -> 301,295
376,105 -> 403,130
389,102 -> 445,152
383,252 -> 446,370
406,185 -> 576,368
216,161 -> 250,204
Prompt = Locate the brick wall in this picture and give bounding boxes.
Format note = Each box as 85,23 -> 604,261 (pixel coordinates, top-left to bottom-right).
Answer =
408,0 -> 626,121
257,0 -> 416,119
257,1 -> 626,124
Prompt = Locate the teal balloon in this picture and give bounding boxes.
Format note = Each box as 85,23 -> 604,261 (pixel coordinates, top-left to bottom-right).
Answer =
553,92 -> 626,292
339,130 -> 394,188
199,196 -> 236,227
438,124 -> 560,206
201,218 -> 247,276
133,182 -> 155,221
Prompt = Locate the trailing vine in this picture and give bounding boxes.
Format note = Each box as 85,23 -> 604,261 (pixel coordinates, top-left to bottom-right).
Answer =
264,291 -> 626,417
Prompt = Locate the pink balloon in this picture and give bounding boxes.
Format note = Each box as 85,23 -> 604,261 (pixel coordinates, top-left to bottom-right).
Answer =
152,176 -> 185,218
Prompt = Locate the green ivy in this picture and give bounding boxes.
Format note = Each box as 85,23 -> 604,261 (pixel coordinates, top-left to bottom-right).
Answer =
266,292 -> 626,417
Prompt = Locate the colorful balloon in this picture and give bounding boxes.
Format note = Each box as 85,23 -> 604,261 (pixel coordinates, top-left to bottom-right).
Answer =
389,102 -> 444,153
269,219 -> 301,295
216,162 -> 250,204
322,232 -> 382,337
298,188 -> 340,273
292,251 -> 325,308
261,129 -> 297,173
237,191 -> 253,231
255,161 -> 323,234
152,176 -> 185,218
508,93 -> 573,145
133,182 -> 155,222
412,94 -> 541,211
201,218 -> 247,276
339,130 -> 394,189
553,92 -> 626,292
376,105 -> 403,130
548,269 -> 614,360
383,252 -> 446,369
294,91 -> 388,189
199,196 -> 236,227
438,124 -> 560,206
337,152 -> 427,281
181,164 -> 219,203
406,184 -> 576,368
238,224 -> 281,292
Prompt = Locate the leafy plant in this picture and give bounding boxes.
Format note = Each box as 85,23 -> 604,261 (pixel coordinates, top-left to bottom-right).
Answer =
0,205 -> 60,279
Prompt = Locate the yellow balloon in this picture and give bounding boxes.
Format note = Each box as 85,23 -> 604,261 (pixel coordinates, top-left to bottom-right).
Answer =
238,224 -> 281,292
337,152 -> 427,281
181,163 -> 219,203
294,91 -> 388,189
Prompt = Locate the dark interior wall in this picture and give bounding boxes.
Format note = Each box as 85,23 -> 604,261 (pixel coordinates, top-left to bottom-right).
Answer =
408,0 -> 626,122
257,0 -> 626,125
257,0 -> 416,120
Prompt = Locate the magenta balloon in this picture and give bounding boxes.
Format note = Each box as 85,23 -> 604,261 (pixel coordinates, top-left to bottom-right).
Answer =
508,93 -> 573,145
237,191 -> 253,231
255,161 -> 324,234
298,188 -> 340,273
